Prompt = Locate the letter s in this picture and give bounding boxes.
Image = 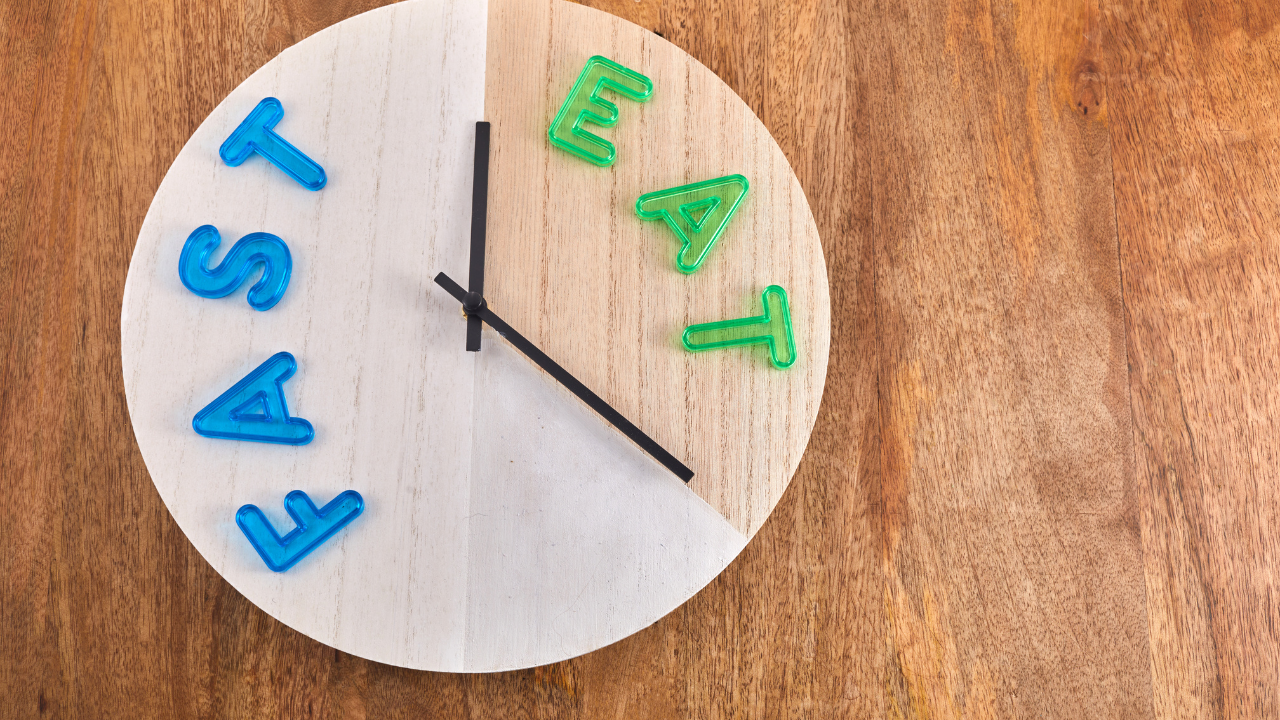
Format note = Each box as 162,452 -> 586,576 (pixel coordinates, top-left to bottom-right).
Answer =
178,225 -> 293,311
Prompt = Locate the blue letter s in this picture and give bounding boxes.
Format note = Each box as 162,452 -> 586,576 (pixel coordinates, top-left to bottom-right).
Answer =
178,225 -> 292,311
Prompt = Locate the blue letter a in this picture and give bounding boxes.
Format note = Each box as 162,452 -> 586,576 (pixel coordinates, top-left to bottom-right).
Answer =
193,352 -> 314,445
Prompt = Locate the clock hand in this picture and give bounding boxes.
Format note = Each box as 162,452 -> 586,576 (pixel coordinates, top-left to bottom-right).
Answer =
434,271 -> 694,483
466,121 -> 491,352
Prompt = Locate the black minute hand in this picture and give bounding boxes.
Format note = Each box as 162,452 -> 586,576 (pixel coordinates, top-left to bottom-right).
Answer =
434,271 -> 694,483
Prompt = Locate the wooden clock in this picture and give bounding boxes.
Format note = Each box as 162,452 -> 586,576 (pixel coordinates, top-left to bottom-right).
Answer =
121,0 -> 830,672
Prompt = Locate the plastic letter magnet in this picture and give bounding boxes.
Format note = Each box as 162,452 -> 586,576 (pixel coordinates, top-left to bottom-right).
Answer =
178,225 -> 292,311
547,56 -> 653,166
220,97 -> 328,190
683,285 -> 797,369
637,175 -> 749,273
237,490 -> 364,572
193,352 -> 315,445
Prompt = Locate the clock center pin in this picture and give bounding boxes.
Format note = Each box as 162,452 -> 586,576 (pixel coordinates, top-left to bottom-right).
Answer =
462,291 -> 487,314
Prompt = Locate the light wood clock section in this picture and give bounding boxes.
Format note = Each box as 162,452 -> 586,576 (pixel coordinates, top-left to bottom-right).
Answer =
120,0 -> 829,672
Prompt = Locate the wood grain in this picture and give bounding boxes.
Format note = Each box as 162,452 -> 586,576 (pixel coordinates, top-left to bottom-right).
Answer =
1107,0 -> 1280,716
3,0 -> 1278,716
119,0 -> 818,672
118,0 -> 495,672
483,0 -> 830,538
859,0 -> 1150,715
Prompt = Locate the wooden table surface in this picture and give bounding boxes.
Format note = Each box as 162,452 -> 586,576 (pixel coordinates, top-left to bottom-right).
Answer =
2,0 -> 1275,716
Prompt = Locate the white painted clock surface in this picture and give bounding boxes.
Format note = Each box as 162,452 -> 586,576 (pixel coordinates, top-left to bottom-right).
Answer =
122,0 -> 830,671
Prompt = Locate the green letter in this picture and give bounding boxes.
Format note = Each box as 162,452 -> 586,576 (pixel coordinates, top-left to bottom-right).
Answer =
636,175 -> 749,273
548,56 -> 653,166
683,286 -> 796,370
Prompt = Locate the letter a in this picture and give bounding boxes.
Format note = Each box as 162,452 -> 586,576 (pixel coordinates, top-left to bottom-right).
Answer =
636,175 -> 749,273
193,352 -> 315,445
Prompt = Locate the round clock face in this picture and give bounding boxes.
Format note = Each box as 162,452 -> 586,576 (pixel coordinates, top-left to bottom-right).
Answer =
122,0 -> 830,671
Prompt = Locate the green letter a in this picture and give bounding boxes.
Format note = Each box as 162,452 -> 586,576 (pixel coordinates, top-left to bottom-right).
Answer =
636,174 -> 749,274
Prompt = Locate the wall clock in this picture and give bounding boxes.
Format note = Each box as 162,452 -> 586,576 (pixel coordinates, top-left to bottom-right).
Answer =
121,0 -> 830,672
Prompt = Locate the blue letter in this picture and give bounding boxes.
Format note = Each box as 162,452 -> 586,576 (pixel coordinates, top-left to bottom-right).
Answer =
220,97 -> 327,190
178,225 -> 292,311
193,352 -> 314,445
237,490 -> 364,572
